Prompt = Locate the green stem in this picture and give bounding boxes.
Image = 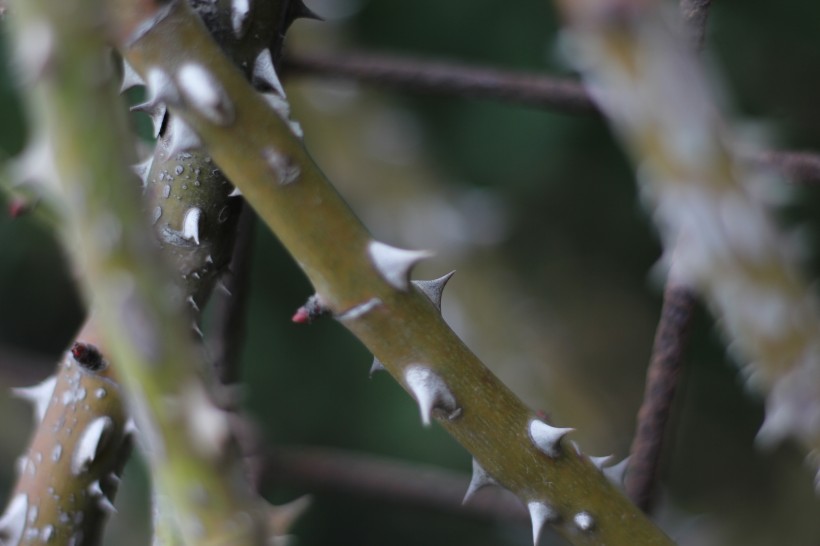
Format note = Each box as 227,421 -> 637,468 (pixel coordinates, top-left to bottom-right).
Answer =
109,1 -> 675,544
6,0 -> 269,543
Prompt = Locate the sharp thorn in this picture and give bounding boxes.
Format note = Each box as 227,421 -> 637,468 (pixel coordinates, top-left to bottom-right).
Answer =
72,417 -> 112,475
412,271 -> 455,311
462,458 -> 497,504
253,48 -> 286,96
132,156 -> 154,186
368,241 -> 434,291
369,357 -> 386,377
288,0 -> 323,24
120,58 -> 145,92
12,375 -> 57,423
0,494 -> 27,546
404,365 -> 460,426
528,419 -> 573,458
589,454 -> 614,470
165,115 -> 202,156
231,0 -> 252,39
528,501 -> 558,545
603,456 -> 630,486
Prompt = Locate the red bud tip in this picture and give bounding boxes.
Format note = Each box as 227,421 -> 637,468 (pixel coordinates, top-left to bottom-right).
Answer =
8,199 -> 29,218
291,307 -> 310,324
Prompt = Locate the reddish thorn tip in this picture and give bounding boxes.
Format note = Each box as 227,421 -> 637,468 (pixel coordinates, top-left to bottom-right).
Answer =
8,200 -> 29,218
292,307 -> 310,324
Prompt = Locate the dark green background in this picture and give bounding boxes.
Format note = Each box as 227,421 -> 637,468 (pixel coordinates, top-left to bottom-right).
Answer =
2,0 -> 820,544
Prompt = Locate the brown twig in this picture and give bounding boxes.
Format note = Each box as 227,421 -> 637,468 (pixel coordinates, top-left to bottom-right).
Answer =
262,446 -> 529,524
210,203 -> 257,385
625,284 -> 697,513
284,50 -> 820,184
624,1 -> 709,514
282,51 -> 597,115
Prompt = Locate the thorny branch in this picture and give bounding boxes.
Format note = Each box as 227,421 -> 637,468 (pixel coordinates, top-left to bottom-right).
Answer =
110,1 -> 674,544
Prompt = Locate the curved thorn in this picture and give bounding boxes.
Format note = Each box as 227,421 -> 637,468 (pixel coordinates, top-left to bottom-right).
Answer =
12,375 -> 57,423
404,365 -> 460,426
368,241 -> 434,291
72,416 -> 112,475
589,454 -> 614,470
230,0 -> 252,39
165,115 -> 202,157
369,357 -> 386,378
0,494 -> 27,546
288,0 -> 323,23
253,48 -> 286,96
462,458 -> 497,504
88,480 -> 117,514
528,419 -> 573,458
528,501 -> 558,545
412,270 -> 455,311
132,156 -> 154,186
604,456 -> 630,486
120,58 -> 145,92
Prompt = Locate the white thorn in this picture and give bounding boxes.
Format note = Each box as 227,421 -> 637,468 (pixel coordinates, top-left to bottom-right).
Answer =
369,358 -> 386,377
337,297 -> 382,321
528,419 -> 573,458
132,156 -> 154,186
228,186 -> 243,197
72,416 -> 112,474
589,454 -> 614,470
412,271 -> 455,311
463,458 -> 498,504
0,494 -> 27,546
193,322 -> 204,338
144,67 -> 179,105
573,511 -> 595,532
88,480 -> 117,514
603,457 -> 630,486
253,49 -> 286,96
12,376 -> 57,423
120,58 -> 144,92
528,501 -> 558,545
231,0 -> 252,38
177,63 -> 234,125
181,207 -> 203,245
131,101 -> 166,138
404,365 -> 460,426
187,295 -> 200,312
217,280 -> 232,297
368,241 -> 433,291
262,147 -> 300,185
165,115 -> 202,156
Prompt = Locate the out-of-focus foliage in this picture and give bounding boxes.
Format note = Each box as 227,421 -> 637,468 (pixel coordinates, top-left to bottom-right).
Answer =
2,0 -> 820,544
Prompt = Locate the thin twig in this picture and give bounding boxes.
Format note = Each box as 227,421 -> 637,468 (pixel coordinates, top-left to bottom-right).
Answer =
625,284 -> 697,513
210,204 -> 257,385
262,446 -> 528,524
284,50 -> 820,183
282,51 -> 597,115
623,0 -> 710,514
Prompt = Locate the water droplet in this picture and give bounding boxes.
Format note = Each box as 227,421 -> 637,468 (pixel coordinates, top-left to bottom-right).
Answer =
175,165 -> 184,175
163,185 -> 171,199
152,206 -> 162,225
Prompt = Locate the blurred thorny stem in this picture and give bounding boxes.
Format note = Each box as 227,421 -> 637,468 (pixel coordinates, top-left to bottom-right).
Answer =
109,0 -> 675,544
554,0 -> 820,483
2,321 -> 131,546
7,0 -> 269,543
